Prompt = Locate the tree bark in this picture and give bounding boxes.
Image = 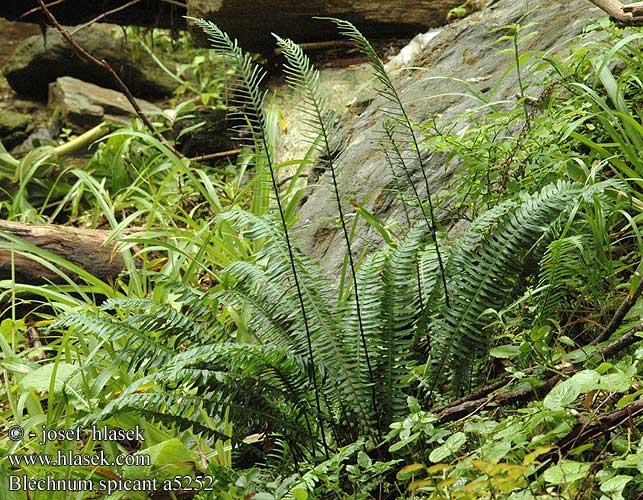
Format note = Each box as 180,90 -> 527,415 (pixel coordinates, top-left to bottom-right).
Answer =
0,220 -> 127,285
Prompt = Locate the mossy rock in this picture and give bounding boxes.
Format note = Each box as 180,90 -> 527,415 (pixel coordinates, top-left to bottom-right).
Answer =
0,110 -> 32,149
3,24 -> 179,100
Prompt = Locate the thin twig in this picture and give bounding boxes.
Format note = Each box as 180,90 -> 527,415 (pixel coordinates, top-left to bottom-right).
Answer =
69,0 -> 144,36
189,149 -> 242,162
35,0 -> 185,159
592,276 -> 643,344
21,0 -> 66,18
274,40 -> 355,55
158,0 -> 187,7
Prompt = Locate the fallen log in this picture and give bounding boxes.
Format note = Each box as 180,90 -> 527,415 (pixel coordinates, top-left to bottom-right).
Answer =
187,0 -> 466,50
0,220 -> 127,285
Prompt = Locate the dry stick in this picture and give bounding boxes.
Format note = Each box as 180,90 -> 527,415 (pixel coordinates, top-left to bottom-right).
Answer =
592,276 -> 643,345
542,398 -> 643,464
21,0 -> 66,18
157,0 -> 187,7
35,0 -> 185,160
436,325 -> 643,423
189,149 -> 242,163
69,0 -> 144,36
274,40 -> 355,55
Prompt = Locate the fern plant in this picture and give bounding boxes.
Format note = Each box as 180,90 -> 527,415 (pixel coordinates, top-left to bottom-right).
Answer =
49,24 -> 621,470
52,214 -> 427,458
51,180 -> 617,463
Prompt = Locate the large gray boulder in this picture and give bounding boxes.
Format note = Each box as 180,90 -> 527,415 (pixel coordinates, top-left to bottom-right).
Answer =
3,24 -> 178,100
281,0 -> 602,274
48,76 -> 160,133
187,0 -> 466,51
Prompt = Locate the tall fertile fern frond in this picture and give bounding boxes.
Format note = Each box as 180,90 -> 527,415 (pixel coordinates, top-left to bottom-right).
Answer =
274,34 -> 376,409
189,18 -> 269,160
326,18 -> 450,307
192,19 -> 330,453
424,180 -> 618,395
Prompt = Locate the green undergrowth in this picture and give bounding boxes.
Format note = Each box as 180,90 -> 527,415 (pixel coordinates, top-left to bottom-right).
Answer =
2,12 -> 643,500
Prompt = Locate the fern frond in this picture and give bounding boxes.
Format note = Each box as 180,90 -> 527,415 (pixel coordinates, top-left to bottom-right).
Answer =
326,17 -> 450,307
52,312 -> 177,371
425,180 -> 615,395
378,223 -> 427,423
274,34 -> 376,411
189,18 -> 269,158
103,296 -> 223,348
535,235 -> 586,322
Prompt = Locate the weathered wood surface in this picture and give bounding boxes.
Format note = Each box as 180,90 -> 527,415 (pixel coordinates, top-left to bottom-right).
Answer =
1,0 -> 465,51
586,0 -> 643,22
0,220 -> 127,284
187,0 -> 465,49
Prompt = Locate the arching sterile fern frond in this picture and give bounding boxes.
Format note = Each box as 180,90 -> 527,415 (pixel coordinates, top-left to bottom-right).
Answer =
535,235 -> 586,322
378,223 -> 427,424
94,344 -> 320,454
217,208 -> 375,432
52,312 -> 177,371
424,180 -> 618,395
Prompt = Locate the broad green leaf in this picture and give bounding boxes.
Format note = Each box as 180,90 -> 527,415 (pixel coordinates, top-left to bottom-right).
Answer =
543,370 -> 600,410
122,438 -> 196,481
490,344 -> 520,359
291,488 -> 308,500
357,451 -> 372,468
429,432 -> 467,463
600,475 -> 632,500
543,460 -> 590,484
397,463 -> 425,480
19,362 -> 78,394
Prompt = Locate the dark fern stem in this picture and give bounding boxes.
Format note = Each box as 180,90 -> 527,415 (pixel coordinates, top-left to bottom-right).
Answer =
275,35 -> 380,434
191,18 -> 330,457
327,18 -> 450,309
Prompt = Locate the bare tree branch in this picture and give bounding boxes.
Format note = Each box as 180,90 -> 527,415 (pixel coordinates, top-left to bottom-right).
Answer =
587,0 -> 643,24
35,0 -> 185,159
69,0 -> 144,36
